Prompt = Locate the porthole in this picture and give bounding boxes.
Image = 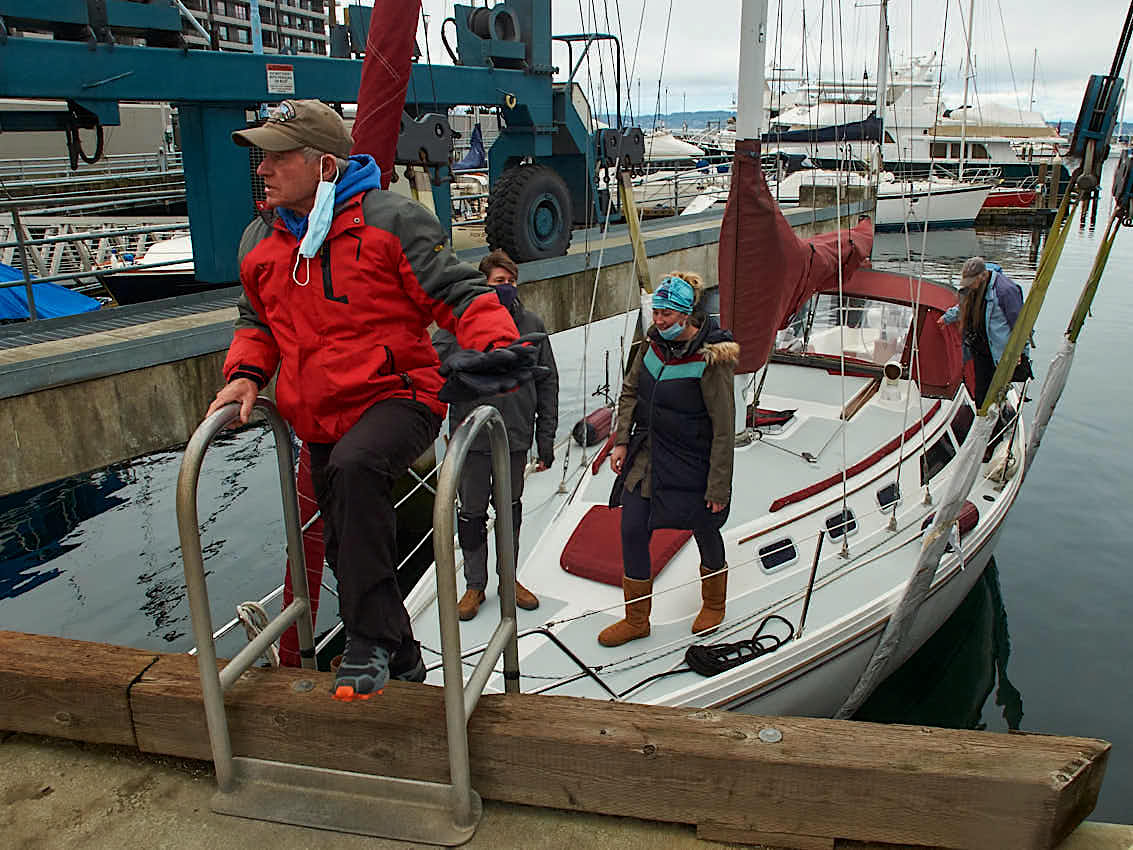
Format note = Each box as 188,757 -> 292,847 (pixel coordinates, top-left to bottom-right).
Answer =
825,508 -> 858,539
920,435 -> 957,485
877,482 -> 901,510
759,538 -> 798,571
951,404 -> 975,445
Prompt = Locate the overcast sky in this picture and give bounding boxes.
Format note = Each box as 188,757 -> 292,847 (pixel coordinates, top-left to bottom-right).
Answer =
401,0 -> 1129,121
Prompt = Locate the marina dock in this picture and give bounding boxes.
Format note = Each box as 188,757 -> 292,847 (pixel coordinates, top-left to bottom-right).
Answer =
2,731 -> 1130,850
0,630 -> 1115,849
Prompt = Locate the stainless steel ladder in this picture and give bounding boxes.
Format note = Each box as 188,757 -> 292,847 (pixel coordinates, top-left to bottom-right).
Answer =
176,399 -> 520,845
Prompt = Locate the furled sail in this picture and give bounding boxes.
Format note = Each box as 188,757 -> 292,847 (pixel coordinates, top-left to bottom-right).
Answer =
351,0 -> 421,189
718,139 -> 874,375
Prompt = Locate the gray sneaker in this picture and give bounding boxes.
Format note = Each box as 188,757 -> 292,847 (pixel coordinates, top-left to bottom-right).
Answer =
332,634 -> 390,701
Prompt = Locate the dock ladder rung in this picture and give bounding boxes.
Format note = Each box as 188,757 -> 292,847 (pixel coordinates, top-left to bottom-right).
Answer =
177,400 -> 519,845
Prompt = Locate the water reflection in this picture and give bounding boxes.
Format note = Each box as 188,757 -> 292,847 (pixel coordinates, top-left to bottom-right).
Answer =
854,559 -> 1023,730
0,468 -> 130,601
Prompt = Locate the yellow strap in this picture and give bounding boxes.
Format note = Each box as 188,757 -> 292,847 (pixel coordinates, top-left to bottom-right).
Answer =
618,169 -> 653,293
1067,212 -> 1122,343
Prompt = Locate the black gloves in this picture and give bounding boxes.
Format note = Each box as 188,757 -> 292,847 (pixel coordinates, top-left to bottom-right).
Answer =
438,333 -> 551,403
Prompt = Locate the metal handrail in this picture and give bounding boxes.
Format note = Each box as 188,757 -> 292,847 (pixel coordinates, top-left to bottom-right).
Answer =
0,221 -> 188,251
0,256 -> 194,289
175,397 -> 316,793
431,404 -> 521,830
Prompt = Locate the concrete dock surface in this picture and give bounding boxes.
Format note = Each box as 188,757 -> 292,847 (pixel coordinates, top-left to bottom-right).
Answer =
2,732 -> 1129,850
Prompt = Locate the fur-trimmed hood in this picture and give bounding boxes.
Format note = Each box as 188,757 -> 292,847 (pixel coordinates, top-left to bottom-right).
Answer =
700,339 -> 740,365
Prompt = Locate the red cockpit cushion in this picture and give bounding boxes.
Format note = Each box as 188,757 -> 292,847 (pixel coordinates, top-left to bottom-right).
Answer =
560,505 -> 691,585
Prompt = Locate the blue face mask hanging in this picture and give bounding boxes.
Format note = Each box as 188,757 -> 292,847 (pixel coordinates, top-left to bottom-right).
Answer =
292,155 -> 338,286
658,321 -> 686,340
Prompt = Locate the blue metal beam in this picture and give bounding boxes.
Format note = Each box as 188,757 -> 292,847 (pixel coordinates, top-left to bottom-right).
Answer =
0,37 -> 550,113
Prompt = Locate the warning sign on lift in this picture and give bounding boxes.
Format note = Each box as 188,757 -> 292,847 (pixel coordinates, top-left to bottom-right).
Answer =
266,64 -> 295,95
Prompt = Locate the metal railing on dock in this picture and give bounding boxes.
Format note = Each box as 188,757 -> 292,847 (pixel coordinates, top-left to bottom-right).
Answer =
175,400 -> 520,845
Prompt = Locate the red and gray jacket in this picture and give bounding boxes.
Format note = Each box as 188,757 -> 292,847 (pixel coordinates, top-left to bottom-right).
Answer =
224,190 -> 519,444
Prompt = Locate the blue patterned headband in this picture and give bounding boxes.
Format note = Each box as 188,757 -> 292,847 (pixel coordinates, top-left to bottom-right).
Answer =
653,275 -> 695,314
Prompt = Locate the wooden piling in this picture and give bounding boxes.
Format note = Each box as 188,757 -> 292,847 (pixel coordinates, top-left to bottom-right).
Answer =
0,632 -> 1111,849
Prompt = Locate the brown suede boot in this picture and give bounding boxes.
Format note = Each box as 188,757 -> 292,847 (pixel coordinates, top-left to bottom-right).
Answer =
691,564 -> 727,634
514,580 -> 540,611
598,577 -> 653,647
457,588 -> 486,621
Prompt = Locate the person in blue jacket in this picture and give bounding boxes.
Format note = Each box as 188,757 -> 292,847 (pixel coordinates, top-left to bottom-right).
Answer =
939,256 -> 1031,409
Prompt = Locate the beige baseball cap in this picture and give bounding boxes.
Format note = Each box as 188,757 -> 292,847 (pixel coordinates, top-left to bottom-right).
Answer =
959,256 -> 987,288
232,99 -> 353,157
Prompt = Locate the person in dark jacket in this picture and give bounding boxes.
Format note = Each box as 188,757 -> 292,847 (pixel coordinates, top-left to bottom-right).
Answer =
207,101 -> 536,701
600,273 -> 739,647
432,250 -> 559,620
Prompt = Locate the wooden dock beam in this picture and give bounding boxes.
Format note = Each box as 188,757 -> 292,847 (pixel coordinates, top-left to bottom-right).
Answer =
0,632 -> 1110,849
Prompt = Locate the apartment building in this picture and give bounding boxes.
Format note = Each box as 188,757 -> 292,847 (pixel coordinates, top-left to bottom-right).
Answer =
180,0 -> 329,56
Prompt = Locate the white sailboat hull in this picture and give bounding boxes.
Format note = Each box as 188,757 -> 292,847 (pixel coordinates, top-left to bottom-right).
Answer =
406,339 -> 1025,718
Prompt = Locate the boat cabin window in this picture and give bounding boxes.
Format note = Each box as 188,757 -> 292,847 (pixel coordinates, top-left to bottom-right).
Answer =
950,143 -> 962,159
920,434 -> 957,485
776,294 -> 914,367
884,131 -> 896,143
967,143 -> 990,159
930,141 -> 949,159
759,538 -> 798,571
825,508 -> 858,539
951,404 -> 975,445
877,482 -> 901,510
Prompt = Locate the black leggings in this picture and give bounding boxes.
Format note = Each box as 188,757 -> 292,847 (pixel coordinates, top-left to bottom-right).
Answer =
620,484 -> 726,581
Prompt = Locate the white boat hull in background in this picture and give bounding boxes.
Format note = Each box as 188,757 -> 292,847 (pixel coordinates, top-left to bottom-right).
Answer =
772,170 -> 992,229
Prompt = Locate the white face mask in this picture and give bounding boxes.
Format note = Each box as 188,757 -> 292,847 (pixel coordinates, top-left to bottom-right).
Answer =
292,155 -> 339,286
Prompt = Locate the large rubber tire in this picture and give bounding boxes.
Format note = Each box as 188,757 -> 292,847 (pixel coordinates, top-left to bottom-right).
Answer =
485,164 -> 573,261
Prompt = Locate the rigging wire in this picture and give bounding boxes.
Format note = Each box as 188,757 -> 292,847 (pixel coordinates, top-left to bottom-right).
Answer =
886,1 -> 951,523
419,7 -> 439,109
994,0 -> 1025,119
649,0 -> 676,141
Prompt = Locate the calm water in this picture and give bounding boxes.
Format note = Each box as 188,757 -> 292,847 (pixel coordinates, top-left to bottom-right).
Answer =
2,195 -> 1131,821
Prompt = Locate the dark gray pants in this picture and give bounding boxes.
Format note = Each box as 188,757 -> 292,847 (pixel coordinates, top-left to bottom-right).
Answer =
456,450 -> 527,591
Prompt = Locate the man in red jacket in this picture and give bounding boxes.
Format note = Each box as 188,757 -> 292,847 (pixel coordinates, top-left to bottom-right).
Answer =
207,100 -> 530,700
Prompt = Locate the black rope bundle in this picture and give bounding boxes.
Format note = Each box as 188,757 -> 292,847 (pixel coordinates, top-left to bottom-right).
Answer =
684,615 -> 796,677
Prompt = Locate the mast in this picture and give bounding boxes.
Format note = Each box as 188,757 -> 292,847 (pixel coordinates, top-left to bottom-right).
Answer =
959,0 -> 975,179
874,0 -> 890,176
1029,48 -> 1037,110
1122,53 -> 1133,144
736,0 -> 769,140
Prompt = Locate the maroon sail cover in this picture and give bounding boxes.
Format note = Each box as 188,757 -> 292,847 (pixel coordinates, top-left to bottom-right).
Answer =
351,0 -> 421,189
718,139 -> 875,374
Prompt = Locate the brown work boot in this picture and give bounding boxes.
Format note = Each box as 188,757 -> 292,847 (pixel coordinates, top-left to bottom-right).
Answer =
458,588 -> 486,621
692,564 -> 728,634
514,580 -> 540,611
598,577 -> 653,647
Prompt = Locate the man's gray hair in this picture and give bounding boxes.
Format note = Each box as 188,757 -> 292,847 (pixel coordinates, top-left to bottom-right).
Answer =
299,146 -> 348,175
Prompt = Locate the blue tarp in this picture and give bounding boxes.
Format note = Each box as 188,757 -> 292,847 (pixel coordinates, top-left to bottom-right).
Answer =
0,262 -> 101,320
455,124 -> 487,170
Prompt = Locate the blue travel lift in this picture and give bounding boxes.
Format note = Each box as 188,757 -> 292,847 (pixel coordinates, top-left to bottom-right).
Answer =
0,0 -> 644,283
